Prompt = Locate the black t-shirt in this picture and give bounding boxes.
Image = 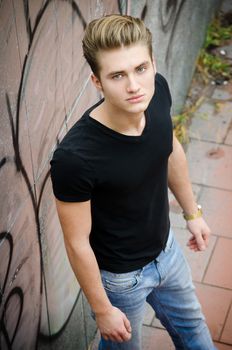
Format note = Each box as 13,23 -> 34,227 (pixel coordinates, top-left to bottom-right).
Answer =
50,73 -> 173,273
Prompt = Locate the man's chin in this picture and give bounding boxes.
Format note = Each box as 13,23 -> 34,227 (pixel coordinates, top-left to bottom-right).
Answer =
128,101 -> 150,114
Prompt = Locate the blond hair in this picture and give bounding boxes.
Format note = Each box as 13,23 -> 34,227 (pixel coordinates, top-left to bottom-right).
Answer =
82,14 -> 153,77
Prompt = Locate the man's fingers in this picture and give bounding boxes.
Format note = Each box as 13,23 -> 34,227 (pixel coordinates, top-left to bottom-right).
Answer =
97,307 -> 132,343
102,330 -> 131,342
123,315 -> 132,333
202,232 -> 210,247
186,217 -> 212,252
187,235 -> 204,251
111,333 -> 124,342
122,330 -> 132,341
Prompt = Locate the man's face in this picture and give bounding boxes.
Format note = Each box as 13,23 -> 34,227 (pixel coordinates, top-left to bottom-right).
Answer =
92,43 -> 156,116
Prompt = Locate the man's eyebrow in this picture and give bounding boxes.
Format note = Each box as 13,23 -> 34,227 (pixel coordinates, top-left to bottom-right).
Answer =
107,70 -> 125,77
136,61 -> 150,67
107,61 -> 151,77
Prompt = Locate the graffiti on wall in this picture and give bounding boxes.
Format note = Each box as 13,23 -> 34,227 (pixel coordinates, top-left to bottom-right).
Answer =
0,0 -> 192,348
0,1 -> 124,349
159,0 -> 186,64
132,0 -> 186,66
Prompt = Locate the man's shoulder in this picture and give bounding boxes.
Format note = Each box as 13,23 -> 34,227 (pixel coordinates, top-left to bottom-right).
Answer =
155,72 -> 169,89
154,72 -> 172,107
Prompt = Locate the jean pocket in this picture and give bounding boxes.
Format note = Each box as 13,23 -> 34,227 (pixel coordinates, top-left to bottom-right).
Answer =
163,229 -> 175,253
101,270 -> 141,294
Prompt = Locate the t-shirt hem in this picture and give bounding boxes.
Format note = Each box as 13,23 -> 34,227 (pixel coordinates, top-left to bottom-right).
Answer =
54,193 -> 91,202
98,255 -> 160,274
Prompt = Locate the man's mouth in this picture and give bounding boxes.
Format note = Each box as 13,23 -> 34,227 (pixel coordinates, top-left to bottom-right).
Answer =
126,94 -> 145,102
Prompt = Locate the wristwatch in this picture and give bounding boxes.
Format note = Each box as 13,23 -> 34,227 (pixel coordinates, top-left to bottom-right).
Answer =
183,204 -> 202,221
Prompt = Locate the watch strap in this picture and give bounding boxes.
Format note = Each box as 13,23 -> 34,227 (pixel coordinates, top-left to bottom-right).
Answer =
183,205 -> 202,221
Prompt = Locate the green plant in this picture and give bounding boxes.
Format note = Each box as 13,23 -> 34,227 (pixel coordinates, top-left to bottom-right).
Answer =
173,112 -> 189,144
175,15 -> 232,143
198,50 -> 231,79
173,96 -> 205,144
204,18 -> 232,49
197,16 -> 232,82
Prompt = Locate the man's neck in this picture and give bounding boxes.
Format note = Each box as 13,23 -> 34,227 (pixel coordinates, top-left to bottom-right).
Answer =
90,101 -> 146,136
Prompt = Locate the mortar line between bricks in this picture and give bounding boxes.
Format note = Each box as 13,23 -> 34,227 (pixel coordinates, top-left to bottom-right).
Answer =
189,137 -> 232,147
211,235 -> 232,240
218,296 -> 232,342
223,122 -> 232,144
150,313 -> 156,327
201,235 -> 219,283
191,182 -> 232,193
216,341 -> 232,348
194,281 -> 232,293
172,228 -> 231,243
189,137 -> 232,146
142,324 -> 164,329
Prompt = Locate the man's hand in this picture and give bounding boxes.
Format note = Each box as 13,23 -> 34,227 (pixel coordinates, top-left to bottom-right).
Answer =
186,217 -> 211,252
96,306 -> 132,343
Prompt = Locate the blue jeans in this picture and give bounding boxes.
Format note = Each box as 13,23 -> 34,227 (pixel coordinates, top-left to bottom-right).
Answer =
98,230 -> 217,350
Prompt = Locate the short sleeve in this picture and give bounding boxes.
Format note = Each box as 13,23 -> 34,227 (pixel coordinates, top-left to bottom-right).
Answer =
50,148 -> 95,202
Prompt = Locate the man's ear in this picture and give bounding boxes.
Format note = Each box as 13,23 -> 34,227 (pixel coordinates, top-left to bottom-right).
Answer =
91,74 -> 102,91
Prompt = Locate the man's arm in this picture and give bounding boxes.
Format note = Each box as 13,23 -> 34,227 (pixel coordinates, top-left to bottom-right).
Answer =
168,134 -> 211,252
55,199 -> 131,342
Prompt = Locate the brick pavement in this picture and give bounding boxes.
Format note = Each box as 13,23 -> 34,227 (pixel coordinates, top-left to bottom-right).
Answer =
141,40 -> 232,349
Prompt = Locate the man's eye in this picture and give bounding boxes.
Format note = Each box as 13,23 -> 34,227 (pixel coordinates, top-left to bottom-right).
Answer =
112,74 -> 123,80
137,66 -> 146,73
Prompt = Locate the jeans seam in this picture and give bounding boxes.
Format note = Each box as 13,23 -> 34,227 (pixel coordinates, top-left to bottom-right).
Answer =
148,289 -> 186,349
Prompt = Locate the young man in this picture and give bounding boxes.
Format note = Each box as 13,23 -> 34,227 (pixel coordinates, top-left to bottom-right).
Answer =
50,15 -> 216,350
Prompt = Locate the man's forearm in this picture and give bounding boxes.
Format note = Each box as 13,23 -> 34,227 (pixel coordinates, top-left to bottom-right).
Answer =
65,239 -> 112,315
168,135 -> 198,215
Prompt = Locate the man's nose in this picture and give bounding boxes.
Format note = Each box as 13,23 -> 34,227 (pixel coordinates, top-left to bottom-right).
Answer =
126,75 -> 140,93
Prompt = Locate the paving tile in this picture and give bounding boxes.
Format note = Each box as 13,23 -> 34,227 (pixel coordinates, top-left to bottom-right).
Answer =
212,88 -> 231,101
215,342 -> 232,350
186,140 -> 232,191
152,316 -> 165,329
82,293 -> 97,347
195,283 -> 232,341
90,315 -> 230,349
221,304 -> 232,344
142,326 -> 174,350
91,327 -> 174,350
225,126 -> 232,146
204,237 -> 232,289
199,187 -> 232,238
169,197 -> 186,229
169,185 -> 201,229
218,44 -> 232,60
189,101 -> 230,143
174,228 -> 217,282
143,302 -> 155,326
39,293 -> 87,350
